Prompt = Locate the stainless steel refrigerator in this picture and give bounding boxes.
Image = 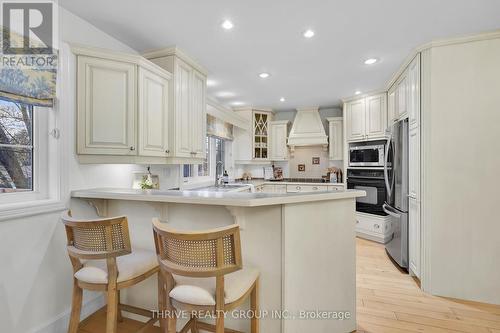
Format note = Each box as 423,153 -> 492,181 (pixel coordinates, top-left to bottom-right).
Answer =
383,118 -> 409,269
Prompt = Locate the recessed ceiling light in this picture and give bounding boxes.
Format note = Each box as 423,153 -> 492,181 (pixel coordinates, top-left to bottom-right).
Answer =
216,91 -> 235,98
355,91 -> 362,95
280,97 -> 286,102
259,72 -> 270,79
221,20 -> 234,30
364,58 -> 378,65
207,79 -> 217,87
231,101 -> 245,106
303,29 -> 315,38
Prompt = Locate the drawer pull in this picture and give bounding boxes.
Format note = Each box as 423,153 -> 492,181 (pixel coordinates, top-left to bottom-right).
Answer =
312,186 -> 318,190
374,224 -> 380,229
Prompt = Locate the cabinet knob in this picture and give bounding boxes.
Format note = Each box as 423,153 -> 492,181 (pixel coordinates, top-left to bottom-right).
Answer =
165,150 -> 170,154
129,146 -> 135,151
356,220 -> 360,224
296,186 -> 301,190
374,224 -> 380,229
312,186 -> 318,190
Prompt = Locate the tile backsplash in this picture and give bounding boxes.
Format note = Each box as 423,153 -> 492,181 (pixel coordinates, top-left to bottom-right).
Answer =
288,146 -> 331,178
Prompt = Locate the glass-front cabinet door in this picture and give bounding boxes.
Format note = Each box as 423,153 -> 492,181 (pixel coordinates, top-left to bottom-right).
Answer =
253,111 -> 270,159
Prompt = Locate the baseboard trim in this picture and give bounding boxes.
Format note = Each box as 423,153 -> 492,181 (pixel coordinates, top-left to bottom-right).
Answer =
31,295 -> 105,333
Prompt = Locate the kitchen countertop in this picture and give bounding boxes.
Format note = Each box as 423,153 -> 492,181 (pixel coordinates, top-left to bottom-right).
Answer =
71,187 -> 364,207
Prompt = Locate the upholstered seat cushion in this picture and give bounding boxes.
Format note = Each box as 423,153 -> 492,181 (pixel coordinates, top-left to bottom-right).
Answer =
169,267 -> 259,306
74,248 -> 158,284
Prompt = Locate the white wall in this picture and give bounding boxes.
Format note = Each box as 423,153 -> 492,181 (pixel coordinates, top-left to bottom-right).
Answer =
423,38 -> 500,305
0,7 -> 180,333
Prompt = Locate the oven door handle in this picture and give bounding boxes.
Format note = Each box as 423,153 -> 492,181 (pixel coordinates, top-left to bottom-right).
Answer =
383,203 -> 401,218
383,135 -> 392,196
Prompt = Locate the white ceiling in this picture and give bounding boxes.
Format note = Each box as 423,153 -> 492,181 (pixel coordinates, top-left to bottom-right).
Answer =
60,0 -> 500,110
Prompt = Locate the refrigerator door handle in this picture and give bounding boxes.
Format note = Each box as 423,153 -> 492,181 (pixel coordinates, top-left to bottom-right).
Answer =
383,136 -> 392,196
383,203 -> 401,218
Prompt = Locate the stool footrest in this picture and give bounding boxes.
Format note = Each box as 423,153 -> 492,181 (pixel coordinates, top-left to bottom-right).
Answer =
196,321 -> 245,333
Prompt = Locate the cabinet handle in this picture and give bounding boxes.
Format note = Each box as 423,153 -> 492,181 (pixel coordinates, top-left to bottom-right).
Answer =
165,150 -> 170,154
312,186 -> 318,190
356,220 -> 360,224
296,186 -> 301,190
374,224 -> 380,229
129,146 -> 135,151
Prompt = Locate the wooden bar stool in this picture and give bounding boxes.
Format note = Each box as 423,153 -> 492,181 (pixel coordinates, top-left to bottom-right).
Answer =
62,210 -> 161,333
152,218 -> 260,333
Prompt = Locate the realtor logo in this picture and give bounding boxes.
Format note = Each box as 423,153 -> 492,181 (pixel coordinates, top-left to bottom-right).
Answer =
1,1 -> 55,54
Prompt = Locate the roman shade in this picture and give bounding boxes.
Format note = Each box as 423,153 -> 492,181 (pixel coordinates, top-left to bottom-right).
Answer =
207,114 -> 234,140
0,27 -> 57,107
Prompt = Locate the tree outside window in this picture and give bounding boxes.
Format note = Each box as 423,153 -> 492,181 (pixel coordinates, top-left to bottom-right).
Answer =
0,99 -> 34,193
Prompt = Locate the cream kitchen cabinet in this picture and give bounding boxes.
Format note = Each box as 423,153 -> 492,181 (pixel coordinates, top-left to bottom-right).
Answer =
387,86 -> 397,125
345,98 -> 366,141
409,198 -> 421,277
138,67 -> 170,157
233,108 -> 274,163
269,120 -> 289,161
327,117 -> 343,161
408,54 -> 421,128
74,45 -> 178,164
77,56 -> 137,156
144,47 -> 207,160
396,72 -> 408,119
345,93 -> 387,142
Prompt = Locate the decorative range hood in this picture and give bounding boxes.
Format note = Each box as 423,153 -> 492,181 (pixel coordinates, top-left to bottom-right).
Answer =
287,107 -> 328,151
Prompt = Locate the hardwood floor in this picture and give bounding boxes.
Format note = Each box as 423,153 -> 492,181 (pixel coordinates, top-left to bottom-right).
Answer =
356,237 -> 500,333
78,238 -> 500,333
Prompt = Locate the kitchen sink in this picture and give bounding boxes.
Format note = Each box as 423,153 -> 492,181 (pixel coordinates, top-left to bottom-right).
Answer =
188,184 -> 253,192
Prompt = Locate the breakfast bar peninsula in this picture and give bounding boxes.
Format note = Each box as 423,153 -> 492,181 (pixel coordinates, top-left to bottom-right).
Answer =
71,187 -> 365,333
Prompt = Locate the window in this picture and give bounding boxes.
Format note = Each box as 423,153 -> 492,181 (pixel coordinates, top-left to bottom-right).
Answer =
182,136 -> 211,182
214,137 -> 225,176
0,99 -> 34,193
182,136 -> 228,186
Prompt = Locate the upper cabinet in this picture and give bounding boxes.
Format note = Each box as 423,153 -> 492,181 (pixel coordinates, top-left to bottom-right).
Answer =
77,56 -> 137,156
387,86 -> 397,125
144,47 -> 207,160
74,45 -> 178,164
345,93 -> 387,142
408,54 -> 421,128
269,120 -> 289,161
233,108 -> 274,163
138,67 -> 170,157
327,117 -> 343,161
388,54 -> 420,126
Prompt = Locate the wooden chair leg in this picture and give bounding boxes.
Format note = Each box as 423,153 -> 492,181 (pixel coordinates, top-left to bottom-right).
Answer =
250,278 -> 260,333
190,316 -> 198,333
117,290 -> 123,322
167,312 -> 177,333
158,274 -> 167,330
106,287 -> 119,333
68,279 -> 83,333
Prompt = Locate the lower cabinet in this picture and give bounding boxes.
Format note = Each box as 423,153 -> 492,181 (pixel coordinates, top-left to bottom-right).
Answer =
355,212 -> 393,244
258,183 -> 344,193
409,198 -> 421,278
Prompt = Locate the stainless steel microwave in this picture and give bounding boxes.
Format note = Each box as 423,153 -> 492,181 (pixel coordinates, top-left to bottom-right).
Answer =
349,144 -> 385,167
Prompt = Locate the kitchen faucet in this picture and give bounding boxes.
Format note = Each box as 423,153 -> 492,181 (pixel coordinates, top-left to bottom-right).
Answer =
215,161 -> 224,187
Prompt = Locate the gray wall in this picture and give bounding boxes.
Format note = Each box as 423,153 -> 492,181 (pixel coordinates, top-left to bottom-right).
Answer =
273,107 -> 342,134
